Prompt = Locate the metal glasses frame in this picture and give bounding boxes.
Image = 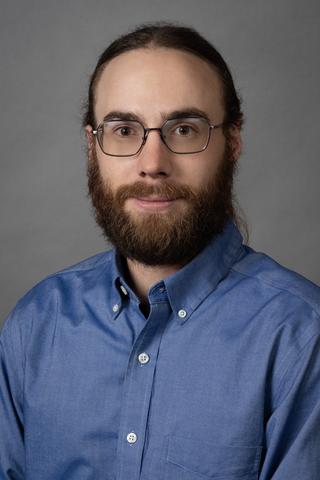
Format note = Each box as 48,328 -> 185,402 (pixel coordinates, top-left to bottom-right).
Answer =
92,116 -> 226,157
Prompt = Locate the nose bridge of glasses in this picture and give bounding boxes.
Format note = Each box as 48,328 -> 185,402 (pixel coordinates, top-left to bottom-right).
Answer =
143,126 -> 167,146
144,126 -> 163,136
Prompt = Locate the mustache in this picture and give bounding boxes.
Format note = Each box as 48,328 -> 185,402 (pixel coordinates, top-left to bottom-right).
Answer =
115,181 -> 197,204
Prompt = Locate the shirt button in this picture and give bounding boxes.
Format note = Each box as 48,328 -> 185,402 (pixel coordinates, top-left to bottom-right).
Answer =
138,352 -> 150,365
120,285 -> 128,296
127,432 -> 137,444
112,304 -> 120,313
178,309 -> 187,318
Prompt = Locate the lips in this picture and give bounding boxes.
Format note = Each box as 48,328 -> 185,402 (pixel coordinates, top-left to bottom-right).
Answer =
129,195 -> 179,211
135,196 -> 176,202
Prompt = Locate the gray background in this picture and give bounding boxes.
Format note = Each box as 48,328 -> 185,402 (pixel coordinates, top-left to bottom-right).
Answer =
1,0 -> 319,324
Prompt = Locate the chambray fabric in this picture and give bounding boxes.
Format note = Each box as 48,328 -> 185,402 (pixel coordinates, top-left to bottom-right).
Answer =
1,221 -> 320,480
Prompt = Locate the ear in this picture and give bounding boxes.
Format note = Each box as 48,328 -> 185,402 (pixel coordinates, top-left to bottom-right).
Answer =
84,125 -> 95,159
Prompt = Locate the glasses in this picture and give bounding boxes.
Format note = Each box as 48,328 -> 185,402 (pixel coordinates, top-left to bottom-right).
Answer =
92,116 -> 225,156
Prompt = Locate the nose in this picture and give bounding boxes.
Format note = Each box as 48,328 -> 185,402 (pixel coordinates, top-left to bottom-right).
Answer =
136,128 -> 173,179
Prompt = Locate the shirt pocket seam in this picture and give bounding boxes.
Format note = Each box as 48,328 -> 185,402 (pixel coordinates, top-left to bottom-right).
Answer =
167,457 -> 258,479
166,435 -> 262,479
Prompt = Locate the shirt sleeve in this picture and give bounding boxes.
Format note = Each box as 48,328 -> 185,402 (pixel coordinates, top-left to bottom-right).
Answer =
0,307 -> 26,479
259,331 -> 320,479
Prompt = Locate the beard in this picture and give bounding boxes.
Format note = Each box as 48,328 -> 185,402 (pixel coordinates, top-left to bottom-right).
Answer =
87,140 -> 237,266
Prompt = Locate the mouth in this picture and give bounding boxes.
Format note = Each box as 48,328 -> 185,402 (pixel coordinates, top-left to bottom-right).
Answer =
128,195 -> 180,211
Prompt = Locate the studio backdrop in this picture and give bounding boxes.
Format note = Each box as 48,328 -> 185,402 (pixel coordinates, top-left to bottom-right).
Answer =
1,0 -> 319,323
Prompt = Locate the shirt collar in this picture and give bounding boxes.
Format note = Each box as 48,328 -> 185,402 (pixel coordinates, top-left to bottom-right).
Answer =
164,220 -> 245,323
109,220 -> 244,322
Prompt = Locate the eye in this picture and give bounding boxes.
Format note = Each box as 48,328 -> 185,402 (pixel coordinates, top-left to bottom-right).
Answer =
171,122 -> 198,137
176,125 -> 193,136
113,125 -> 135,136
108,120 -> 143,138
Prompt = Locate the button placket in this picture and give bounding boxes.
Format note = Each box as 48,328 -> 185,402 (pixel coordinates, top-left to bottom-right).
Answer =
116,301 -> 172,480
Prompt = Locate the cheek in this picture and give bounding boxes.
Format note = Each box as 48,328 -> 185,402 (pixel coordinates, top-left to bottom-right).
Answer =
182,155 -> 222,190
200,142 -> 226,181
95,154 -> 124,188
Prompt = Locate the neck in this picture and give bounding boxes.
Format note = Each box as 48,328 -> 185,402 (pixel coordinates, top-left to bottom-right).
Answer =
125,258 -> 180,304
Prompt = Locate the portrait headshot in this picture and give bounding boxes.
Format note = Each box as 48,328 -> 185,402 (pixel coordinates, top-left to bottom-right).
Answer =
1,1 -> 320,479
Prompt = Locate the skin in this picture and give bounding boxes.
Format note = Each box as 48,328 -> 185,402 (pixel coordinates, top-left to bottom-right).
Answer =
85,47 -> 241,302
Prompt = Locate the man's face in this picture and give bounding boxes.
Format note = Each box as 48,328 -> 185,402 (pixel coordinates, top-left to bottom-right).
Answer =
86,47 -> 240,266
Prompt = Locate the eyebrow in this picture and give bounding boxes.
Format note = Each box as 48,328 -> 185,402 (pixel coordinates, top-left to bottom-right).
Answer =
102,108 -> 211,124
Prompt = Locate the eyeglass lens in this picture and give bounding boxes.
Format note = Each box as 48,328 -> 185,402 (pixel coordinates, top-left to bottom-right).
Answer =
97,117 -> 211,155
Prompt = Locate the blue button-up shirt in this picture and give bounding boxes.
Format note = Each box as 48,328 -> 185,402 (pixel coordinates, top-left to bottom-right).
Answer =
1,221 -> 320,479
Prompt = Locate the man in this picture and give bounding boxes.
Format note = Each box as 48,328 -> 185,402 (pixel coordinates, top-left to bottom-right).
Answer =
1,22 -> 320,480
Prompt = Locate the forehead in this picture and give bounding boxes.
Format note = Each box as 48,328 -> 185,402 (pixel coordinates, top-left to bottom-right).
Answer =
94,47 -> 225,124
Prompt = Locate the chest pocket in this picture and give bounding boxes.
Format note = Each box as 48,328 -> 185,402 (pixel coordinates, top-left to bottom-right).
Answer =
165,435 -> 262,480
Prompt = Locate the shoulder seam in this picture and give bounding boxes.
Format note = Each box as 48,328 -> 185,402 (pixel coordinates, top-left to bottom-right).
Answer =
36,252 -> 112,282
231,265 -> 320,319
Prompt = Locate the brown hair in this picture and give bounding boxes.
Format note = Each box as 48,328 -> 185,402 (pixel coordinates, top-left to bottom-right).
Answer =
82,21 -> 243,130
